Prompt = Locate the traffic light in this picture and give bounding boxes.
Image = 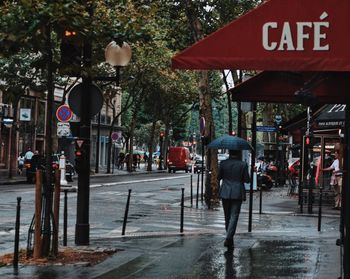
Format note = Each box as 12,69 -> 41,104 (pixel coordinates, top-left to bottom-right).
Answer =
160,131 -> 165,138
304,135 -> 313,148
75,149 -> 82,157
60,30 -> 82,75
74,146 -> 83,173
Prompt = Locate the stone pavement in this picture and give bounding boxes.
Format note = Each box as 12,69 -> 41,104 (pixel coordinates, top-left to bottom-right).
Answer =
0,185 -> 343,279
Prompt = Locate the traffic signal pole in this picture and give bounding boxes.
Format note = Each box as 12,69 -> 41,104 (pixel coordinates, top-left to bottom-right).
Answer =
75,4 -> 92,246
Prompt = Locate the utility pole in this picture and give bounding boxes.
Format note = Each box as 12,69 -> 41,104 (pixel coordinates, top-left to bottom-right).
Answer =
75,3 -> 93,246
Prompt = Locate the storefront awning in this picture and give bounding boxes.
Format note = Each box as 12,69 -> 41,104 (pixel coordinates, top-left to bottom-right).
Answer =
172,0 -> 350,71
229,71 -> 350,104
315,104 -> 345,127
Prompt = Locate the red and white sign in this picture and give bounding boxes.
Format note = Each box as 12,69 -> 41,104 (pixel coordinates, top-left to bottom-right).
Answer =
56,105 -> 73,122
172,0 -> 350,71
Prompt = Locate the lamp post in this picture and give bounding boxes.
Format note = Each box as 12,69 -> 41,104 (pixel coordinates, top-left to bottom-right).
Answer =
104,41 -> 132,174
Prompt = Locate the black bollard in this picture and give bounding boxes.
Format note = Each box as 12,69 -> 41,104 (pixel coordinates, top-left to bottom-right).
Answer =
13,197 -> 21,268
190,174 -> 193,207
201,171 -> 204,203
318,186 -> 323,231
259,186 -> 263,214
63,190 -> 68,246
180,188 -> 184,233
122,189 -> 132,236
196,172 -> 200,208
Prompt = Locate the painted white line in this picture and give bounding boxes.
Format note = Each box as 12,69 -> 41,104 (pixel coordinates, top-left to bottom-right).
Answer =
90,175 -> 189,188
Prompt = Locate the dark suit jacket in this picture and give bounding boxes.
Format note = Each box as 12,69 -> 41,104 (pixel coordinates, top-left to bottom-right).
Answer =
217,158 -> 250,200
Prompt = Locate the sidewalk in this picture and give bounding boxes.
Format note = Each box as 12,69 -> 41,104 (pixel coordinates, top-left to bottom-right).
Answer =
0,163 -> 166,185
0,186 -> 342,278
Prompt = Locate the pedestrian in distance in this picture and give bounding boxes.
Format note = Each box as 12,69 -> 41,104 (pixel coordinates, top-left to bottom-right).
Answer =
217,149 -> 250,251
24,147 -> 34,163
322,150 -> 343,210
117,152 -> 125,170
17,152 -> 25,175
144,152 -> 149,168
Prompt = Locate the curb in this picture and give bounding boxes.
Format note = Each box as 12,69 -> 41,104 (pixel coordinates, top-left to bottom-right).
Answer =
0,169 -> 168,186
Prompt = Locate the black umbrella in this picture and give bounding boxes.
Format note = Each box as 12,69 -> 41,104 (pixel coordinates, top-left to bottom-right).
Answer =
207,135 -> 253,151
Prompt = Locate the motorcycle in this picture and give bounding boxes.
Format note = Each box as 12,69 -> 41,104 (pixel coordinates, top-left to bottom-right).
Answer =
256,159 -> 274,190
25,154 -> 75,183
287,158 -> 300,195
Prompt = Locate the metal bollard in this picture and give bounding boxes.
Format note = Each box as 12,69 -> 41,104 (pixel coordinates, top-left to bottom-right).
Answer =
190,174 -> 193,207
63,190 -> 68,246
201,170 -> 204,203
259,186 -> 263,214
318,186 -> 323,232
122,189 -> 132,236
180,188 -> 184,233
13,197 -> 21,268
59,151 -> 68,186
196,172 -> 200,208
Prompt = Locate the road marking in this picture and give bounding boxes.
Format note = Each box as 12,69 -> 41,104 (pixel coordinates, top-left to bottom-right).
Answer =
90,175 -> 189,188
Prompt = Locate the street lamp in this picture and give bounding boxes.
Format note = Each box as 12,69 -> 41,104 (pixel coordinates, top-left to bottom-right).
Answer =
104,41 -> 132,174
105,41 -> 132,67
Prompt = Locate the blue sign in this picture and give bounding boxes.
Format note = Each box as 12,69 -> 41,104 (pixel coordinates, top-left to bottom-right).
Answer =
256,126 -> 277,132
56,105 -> 73,122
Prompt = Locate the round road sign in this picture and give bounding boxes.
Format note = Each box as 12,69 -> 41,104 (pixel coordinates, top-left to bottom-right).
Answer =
68,83 -> 103,118
56,105 -> 73,122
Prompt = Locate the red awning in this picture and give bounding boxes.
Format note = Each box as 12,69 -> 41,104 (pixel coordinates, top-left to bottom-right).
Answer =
230,71 -> 350,104
172,0 -> 350,71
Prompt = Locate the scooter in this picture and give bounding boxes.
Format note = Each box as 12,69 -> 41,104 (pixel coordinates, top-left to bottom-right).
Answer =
256,159 -> 273,190
257,171 -> 274,189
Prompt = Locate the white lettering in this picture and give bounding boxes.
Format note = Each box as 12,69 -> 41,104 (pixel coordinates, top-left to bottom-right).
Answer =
296,22 -> 312,50
262,22 -> 277,50
314,22 -> 329,50
262,12 -> 330,52
328,104 -> 346,113
277,22 -> 295,50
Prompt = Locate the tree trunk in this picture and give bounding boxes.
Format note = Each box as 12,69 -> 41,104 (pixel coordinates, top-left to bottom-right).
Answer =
184,0 -> 219,208
147,120 -> 157,171
198,71 -> 219,207
42,24 -> 54,257
106,118 -> 116,173
8,97 -> 20,178
222,71 -> 233,134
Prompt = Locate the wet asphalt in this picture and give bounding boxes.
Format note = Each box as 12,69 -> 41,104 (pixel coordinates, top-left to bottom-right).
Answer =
0,172 -> 343,279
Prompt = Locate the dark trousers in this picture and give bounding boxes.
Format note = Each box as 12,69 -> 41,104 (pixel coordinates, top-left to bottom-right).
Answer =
222,199 -> 242,240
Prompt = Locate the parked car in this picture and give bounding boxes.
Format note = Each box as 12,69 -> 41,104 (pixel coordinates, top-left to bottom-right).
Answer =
194,158 -> 206,173
167,147 -> 191,173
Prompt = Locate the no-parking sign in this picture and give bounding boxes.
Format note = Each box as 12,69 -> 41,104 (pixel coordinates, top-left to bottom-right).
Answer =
56,105 -> 73,123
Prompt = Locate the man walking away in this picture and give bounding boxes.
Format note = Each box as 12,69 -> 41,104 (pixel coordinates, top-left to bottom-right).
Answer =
218,150 -> 250,250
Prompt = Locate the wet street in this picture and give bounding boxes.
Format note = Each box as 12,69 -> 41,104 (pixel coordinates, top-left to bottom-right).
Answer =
0,172 -> 342,278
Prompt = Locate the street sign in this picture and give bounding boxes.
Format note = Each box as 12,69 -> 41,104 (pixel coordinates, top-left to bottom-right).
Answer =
111,131 -> 121,142
256,126 -> 277,132
19,108 -> 31,121
274,115 -> 282,125
56,105 -> 73,122
68,83 -> 103,118
76,139 -> 84,148
57,122 -> 71,137
199,117 -> 206,136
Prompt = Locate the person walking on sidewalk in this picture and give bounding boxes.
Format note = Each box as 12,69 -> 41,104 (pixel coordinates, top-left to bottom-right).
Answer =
322,150 -> 343,209
17,153 -> 25,174
217,149 -> 250,250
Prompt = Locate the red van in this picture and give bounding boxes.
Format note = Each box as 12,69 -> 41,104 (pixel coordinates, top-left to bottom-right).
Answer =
167,147 -> 192,173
